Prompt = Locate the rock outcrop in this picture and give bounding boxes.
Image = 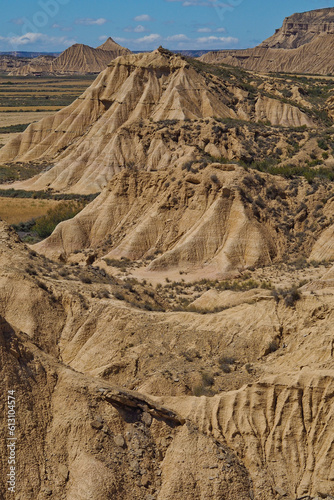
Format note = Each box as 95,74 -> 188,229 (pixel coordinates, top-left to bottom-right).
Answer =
97,37 -> 130,55
200,8 -> 334,75
260,8 -> 334,49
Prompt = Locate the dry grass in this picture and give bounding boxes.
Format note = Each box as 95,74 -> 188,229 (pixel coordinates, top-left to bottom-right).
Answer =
0,111 -> 56,127
0,197 -> 60,224
0,133 -> 20,147
0,111 -> 59,148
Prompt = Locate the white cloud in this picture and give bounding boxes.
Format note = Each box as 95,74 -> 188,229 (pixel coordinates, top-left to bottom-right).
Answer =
166,34 -> 189,41
75,18 -> 107,26
1,32 -> 76,48
113,37 -> 129,44
197,26 -> 226,33
52,23 -> 72,32
197,35 -> 238,45
124,25 -> 147,33
134,14 -> 153,22
134,25 -> 146,33
135,34 -> 161,44
98,35 -> 108,41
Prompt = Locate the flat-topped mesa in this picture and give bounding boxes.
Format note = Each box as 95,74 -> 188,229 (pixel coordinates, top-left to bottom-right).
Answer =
260,7 -> 334,48
200,8 -> 334,74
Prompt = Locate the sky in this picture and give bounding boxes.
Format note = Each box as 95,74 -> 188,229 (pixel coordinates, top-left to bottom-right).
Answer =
0,0 -> 333,53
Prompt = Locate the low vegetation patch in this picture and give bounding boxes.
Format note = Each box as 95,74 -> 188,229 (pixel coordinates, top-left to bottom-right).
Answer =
271,286 -> 301,307
31,201 -> 87,238
0,123 -> 29,133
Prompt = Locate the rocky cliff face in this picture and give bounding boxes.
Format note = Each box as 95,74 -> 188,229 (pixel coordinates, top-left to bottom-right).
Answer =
200,8 -> 334,75
260,7 -> 334,49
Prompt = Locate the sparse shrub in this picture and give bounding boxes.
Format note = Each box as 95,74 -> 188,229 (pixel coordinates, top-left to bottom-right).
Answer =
255,195 -> 265,208
219,356 -> 235,373
283,287 -> 301,307
201,372 -> 214,387
210,174 -> 219,184
32,201 -> 85,238
271,286 -> 301,307
80,276 -> 92,284
114,291 -> 125,301
318,139 -> 329,150
193,384 -> 207,397
36,280 -> 48,292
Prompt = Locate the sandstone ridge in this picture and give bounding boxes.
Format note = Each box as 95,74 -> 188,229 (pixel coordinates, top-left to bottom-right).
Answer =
260,7 -> 334,49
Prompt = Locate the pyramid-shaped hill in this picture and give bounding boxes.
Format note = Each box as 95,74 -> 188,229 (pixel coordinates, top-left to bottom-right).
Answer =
0,48 -> 315,194
9,39 -> 131,76
200,8 -> 334,75
97,36 -> 131,55
50,43 -> 125,73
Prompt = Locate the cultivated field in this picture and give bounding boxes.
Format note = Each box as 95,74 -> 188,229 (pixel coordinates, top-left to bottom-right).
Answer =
0,74 -> 95,165
0,74 -> 95,111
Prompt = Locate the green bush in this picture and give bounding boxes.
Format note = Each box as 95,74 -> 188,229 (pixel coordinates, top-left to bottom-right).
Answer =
32,201 -> 85,238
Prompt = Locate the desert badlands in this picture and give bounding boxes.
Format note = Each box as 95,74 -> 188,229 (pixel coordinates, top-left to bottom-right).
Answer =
0,6 -> 334,500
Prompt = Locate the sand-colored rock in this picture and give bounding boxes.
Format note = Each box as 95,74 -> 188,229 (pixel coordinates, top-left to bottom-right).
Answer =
32,166 -> 334,278
0,218 -> 334,499
97,37 -> 130,55
260,8 -> 334,49
309,224 -> 334,262
162,369 -> 334,499
200,8 -> 334,75
9,39 -> 131,76
200,35 -> 334,75
0,54 -> 34,73
32,166 -> 277,274
0,48 -> 315,194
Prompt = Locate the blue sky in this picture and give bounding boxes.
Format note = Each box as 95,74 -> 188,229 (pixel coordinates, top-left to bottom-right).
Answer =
0,0 -> 333,52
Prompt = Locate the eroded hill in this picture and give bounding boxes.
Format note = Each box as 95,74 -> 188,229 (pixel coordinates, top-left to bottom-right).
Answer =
1,34 -> 334,500
1,48 -> 334,194
9,38 -> 131,76
0,217 -> 333,499
31,165 -> 334,279
200,8 -> 334,76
